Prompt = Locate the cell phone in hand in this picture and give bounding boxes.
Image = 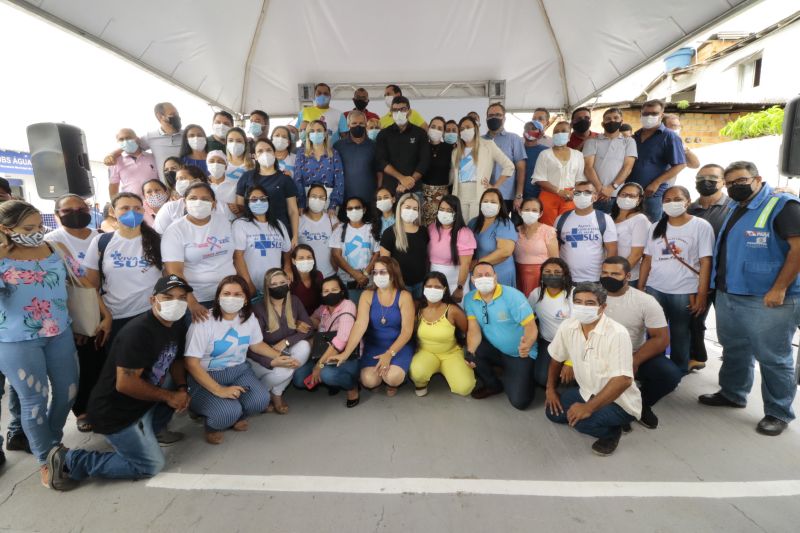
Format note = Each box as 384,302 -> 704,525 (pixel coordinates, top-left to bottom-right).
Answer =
464,352 -> 477,365
303,373 -> 320,390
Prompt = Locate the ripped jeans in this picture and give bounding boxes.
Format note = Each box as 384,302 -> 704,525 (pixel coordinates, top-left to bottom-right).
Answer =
0,330 -> 79,464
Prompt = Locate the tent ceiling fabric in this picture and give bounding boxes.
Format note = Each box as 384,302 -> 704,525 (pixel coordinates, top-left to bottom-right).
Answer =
15,0 -> 752,114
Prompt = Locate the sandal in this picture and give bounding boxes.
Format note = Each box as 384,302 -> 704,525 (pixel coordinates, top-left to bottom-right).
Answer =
386,386 -> 398,397
76,417 -> 93,433
273,402 -> 289,415
205,431 -> 224,445
232,419 -> 249,431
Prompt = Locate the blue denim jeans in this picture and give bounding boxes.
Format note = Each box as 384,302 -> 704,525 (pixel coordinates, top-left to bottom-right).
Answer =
643,196 -> 663,223
0,373 -> 23,447
545,386 -> 635,439
645,287 -> 691,374
292,357 -> 360,391
0,330 -> 78,463
716,291 -> 800,422
65,403 -> 173,480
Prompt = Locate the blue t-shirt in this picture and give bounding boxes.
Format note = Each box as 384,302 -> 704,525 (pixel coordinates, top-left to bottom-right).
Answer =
464,284 -> 536,357
523,144 -> 548,199
468,217 -> 519,288
627,124 -> 686,196
334,137 -> 378,203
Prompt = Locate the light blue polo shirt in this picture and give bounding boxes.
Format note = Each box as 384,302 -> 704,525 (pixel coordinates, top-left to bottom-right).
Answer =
465,284 -> 537,358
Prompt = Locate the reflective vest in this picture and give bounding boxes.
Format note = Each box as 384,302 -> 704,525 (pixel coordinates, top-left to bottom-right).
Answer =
713,183 -> 800,296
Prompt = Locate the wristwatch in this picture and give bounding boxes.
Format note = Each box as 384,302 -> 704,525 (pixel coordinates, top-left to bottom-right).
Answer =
515,194 -> 523,200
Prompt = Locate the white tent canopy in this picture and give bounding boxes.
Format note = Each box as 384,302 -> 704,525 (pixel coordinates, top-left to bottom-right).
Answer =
11,0 -> 757,115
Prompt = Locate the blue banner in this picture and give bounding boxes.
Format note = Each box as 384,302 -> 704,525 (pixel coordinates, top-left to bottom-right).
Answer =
0,150 -> 33,175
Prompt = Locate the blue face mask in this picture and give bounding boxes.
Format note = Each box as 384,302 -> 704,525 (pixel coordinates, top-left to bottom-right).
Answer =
552,132 -> 570,147
249,123 -> 263,137
309,131 -> 326,145
367,129 -> 379,141
314,94 -> 331,107
118,210 -> 144,228
444,132 -> 458,145
249,200 -> 269,215
299,131 -> 307,143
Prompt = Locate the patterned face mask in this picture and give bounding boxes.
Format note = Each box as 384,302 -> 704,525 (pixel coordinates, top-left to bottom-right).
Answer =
9,230 -> 44,247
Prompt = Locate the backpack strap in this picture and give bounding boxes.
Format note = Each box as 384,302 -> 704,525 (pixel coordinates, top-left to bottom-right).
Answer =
595,209 -> 607,239
97,232 -> 114,295
555,210 -> 607,246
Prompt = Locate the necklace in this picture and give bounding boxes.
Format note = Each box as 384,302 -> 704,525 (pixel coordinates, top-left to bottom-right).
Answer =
377,290 -> 393,325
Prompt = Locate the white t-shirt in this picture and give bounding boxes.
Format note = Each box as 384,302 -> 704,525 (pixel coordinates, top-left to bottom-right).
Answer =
232,218 -> 290,290
329,222 -> 379,282
83,233 -> 162,319
153,198 -> 227,233
557,210 -> 617,282
644,217 -> 714,294
528,287 -> 573,342
185,315 -> 263,371
614,213 -> 650,280
210,179 -> 238,221
605,287 -> 667,351
44,227 -> 98,262
298,214 -> 335,277
161,212 -> 236,302
583,134 -> 637,187
532,148 -> 585,189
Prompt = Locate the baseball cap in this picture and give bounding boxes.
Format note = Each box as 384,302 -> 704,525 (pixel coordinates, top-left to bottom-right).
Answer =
153,274 -> 193,295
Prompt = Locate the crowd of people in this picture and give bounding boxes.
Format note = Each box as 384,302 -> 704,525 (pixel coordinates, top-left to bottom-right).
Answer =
0,84 -> 798,492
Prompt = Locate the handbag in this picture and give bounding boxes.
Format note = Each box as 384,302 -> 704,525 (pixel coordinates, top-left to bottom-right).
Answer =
50,243 -> 101,336
310,311 -> 357,361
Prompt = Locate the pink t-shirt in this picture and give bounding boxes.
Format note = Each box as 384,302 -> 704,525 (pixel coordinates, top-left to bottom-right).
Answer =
427,224 -> 477,265
514,223 -> 556,265
109,152 -> 158,194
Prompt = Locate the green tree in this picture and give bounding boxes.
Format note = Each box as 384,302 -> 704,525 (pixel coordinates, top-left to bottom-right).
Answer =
720,106 -> 784,140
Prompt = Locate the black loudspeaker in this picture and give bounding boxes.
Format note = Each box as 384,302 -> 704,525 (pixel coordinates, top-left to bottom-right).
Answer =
780,94 -> 800,178
26,122 -> 94,199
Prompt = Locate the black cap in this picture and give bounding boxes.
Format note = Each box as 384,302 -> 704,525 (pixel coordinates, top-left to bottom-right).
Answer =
153,274 -> 193,295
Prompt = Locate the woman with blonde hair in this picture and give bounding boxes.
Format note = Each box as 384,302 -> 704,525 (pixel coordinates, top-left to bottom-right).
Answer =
294,120 -> 344,217
450,116 -> 515,220
224,127 -> 255,182
247,268 -> 312,413
379,193 -> 429,298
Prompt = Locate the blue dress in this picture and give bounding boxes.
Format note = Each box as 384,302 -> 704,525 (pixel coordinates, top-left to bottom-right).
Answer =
468,217 -> 518,288
360,290 -> 413,371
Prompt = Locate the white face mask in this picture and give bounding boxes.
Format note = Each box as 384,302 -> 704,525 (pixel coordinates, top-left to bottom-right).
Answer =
156,299 -> 188,322
393,111 -> 408,127
480,202 -> 500,218
187,136 -> 207,151
437,210 -> 454,226
295,259 -> 315,273
573,194 -> 594,210
346,208 -> 364,222
663,201 -> 688,218
376,199 -> 393,213
616,197 -> 638,211
175,180 -> 191,197
641,115 -> 661,129
213,124 -> 231,138
373,273 -> 391,289
400,207 -> 418,224
308,197 -> 327,213
520,211 -> 540,225
219,296 -> 245,314
424,287 -> 445,303
384,95 -> 394,108
258,152 -> 276,168
428,129 -> 443,143
473,276 -> 496,295
272,137 -> 290,151
207,162 -> 226,179
186,199 -> 213,219
227,141 -> 245,157
572,304 -> 600,324
460,128 -> 475,143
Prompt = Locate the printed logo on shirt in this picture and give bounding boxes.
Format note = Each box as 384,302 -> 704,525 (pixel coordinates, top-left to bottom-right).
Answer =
194,236 -> 231,260
660,240 -> 683,257
744,230 -> 770,248
146,341 -> 179,386
209,327 -> 250,370
252,234 -> 283,256
300,229 -> 329,242
564,225 -> 602,248
109,250 -> 152,270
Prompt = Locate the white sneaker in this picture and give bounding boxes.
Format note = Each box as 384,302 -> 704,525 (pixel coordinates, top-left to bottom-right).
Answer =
415,387 -> 428,397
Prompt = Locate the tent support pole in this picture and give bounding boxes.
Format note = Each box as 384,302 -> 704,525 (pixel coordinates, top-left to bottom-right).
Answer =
241,0 -> 270,116
537,0 -> 571,109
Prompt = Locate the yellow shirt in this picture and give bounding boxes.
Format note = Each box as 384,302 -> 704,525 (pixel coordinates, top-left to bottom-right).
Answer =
380,109 -> 426,129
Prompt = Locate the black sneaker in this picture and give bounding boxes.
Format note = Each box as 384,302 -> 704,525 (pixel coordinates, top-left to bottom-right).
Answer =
621,423 -> 632,434
756,415 -> 788,436
698,392 -> 745,408
5,431 -> 31,454
0,449 -> 5,467
46,445 -> 78,491
638,405 -> 659,429
591,430 -> 622,457
156,430 -> 184,447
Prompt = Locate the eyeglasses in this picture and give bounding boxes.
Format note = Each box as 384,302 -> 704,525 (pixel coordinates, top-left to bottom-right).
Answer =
573,191 -> 593,197
249,197 -> 268,203
724,176 -> 755,187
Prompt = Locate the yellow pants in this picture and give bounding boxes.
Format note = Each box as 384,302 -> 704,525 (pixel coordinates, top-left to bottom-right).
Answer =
410,347 -> 476,396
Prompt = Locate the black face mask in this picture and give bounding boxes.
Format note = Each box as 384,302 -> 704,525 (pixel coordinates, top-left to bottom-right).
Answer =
163,170 -> 177,189
60,211 -> 91,229
728,183 -> 754,203
321,291 -> 345,307
602,121 -> 622,134
350,125 -> 366,138
167,115 -> 182,131
696,180 -> 719,197
600,276 -> 626,293
486,117 -> 503,131
268,284 -> 290,300
572,118 -> 591,133
542,275 -> 564,289
353,99 -> 368,111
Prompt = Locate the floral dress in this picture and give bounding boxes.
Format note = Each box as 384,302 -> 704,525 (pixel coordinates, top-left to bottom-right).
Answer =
0,252 -> 80,342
